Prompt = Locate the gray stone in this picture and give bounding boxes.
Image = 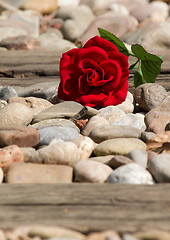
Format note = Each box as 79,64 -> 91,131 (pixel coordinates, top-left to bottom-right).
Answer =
134,83 -> 168,112
106,163 -> 154,184
90,155 -> 133,168
81,115 -> 109,136
58,5 -> 95,41
39,32 -> 77,51
74,159 -> 113,183
15,82 -> 58,100
141,131 -> 156,142
0,35 -> 40,50
148,154 -> 170,183
0,103 -> 33,127
73,106 -> 98,120
126,149 -> 148,168
81,15 -> 137,45
0,27 -> 27,42
89,125 -> 142,143
123,21 -> 170,52
0,86 -> 17,101
32,101 -> 83,123
38,126 -> 80,145
145,96 -> 170,134
31,118 -> 79,131
94,138 -> 147,156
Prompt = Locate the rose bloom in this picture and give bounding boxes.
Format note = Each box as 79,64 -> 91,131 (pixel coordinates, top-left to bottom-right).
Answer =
57,36 -> 129,108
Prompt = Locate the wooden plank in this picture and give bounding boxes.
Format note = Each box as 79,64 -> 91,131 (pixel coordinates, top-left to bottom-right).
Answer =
0,183 -> 170,233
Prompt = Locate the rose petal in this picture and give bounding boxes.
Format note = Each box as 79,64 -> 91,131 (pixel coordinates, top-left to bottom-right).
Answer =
84,35 -> 119,53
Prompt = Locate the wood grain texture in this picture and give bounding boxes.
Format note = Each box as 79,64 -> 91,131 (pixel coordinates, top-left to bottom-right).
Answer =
0,183 -> 170,233
0,50 -> 169,92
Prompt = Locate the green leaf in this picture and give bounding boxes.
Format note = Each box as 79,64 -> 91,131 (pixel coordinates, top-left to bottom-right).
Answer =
131,44 -> 163,83
134,71 -> 145,88
98,28 -> 130,56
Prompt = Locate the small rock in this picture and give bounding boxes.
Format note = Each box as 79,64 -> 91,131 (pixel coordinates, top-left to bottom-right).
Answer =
117,98 -> 134,113
126,149 -> 148,168
98,106 -> 127,123
81,115 -> 109,136
21,147 -> 40,163
90,155 -> 133,169
134,83 -> 168,112
16,82 -> 58,100
134,229 -> 170,240
8,96 -> 53,116
0,100 -> 7,109
0,86 -> 17,101
0,126 -> 40,147
0,35 -> 40,50
28,225 -> 85,240
140,131 -> 156,142
0,103 -> 33,127
0,145 -> 24,172
38,126 -> 80,145
106,163 -> 154,184
32,101 -> 83,123
39,32 -> 77,51
73,106 -> 98,120
0,27 -> 27,42
89,125 -> 142,143
6,162 -> 73,183
124,21 -> 170,52
148,154 -> 170,182
31,118 -> 79,131
81,15 -> 137,45
58,5 -> 95,41
73,136 -> 96,160
74,159 -> 113,183
38,139 -> 80,167
0,168 -> 3,183
87,230 -> 122,240
145,96 -> 170,133
146,131 -> 170,154
94,138 -> 147,156
22,0 -> 58,14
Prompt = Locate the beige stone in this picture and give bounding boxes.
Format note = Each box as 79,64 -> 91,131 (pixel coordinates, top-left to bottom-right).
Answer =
145,96 -> 170,134
81,115 -> 109,136
0,145 -> 24,172
74,159 -> 113,183
6,162 -> 73,183
38,139 -> 80,167
28,225 -> 85,240
0,168 -> 3,183
0,126 -> 40,147
21,147 -> 40,163
22,0 -> 58,14
9,97 -> 53,116
73,136 -> 96,160
94,138 -> 147,156
0,103 -> 33,127
89,125 -> 142,143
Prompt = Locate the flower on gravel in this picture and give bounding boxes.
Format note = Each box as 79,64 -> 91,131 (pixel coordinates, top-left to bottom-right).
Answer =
57,35 -> 129,108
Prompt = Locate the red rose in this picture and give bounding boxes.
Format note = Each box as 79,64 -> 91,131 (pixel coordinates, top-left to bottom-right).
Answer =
57,36 -> 129,108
